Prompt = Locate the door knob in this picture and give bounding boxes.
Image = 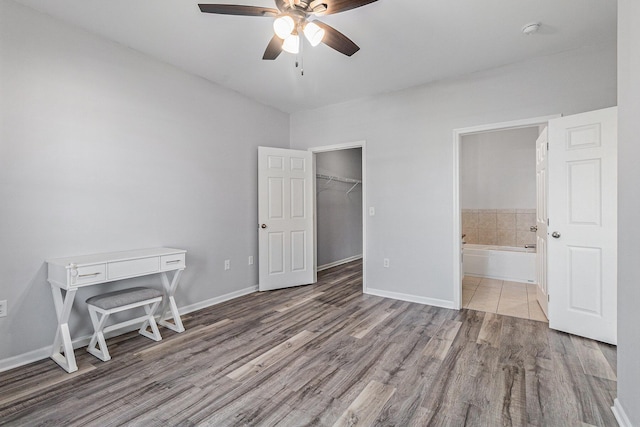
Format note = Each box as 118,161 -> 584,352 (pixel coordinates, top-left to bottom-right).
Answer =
261,224 -> 267,229
552,231 -> 561,238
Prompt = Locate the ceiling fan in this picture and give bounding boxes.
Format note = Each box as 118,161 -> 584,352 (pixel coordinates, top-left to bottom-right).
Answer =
198,0 -> 378,60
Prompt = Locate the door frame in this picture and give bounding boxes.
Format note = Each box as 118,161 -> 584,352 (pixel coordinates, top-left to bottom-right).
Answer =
308,141 -> 367,292
452,115 -> 560,309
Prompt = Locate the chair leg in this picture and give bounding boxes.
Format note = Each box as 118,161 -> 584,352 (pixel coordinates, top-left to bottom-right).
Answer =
87,306 -> 112,361
139,300 -> 162,342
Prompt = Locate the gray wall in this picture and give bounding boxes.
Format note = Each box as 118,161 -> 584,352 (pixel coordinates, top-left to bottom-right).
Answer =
290,43 -> 617,304
316,149 -> 362,267
0,1 -> 289,362
617,0 -> 640,423
460,127 -> 538,210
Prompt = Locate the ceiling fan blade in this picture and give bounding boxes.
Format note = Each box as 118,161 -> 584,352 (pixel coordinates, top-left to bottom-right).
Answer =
198,4 -> 279,17
314,21 -> 360,56
323,0 -> 377,15
263,35 -> 283,60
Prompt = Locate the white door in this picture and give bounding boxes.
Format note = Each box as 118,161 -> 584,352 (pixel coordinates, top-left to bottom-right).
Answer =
258,146 -> 316,291
535,127 -> 549,318
548,107 -> 617,344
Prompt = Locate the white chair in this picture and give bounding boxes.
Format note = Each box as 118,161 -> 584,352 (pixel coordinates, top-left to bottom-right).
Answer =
85,287 -> 164,362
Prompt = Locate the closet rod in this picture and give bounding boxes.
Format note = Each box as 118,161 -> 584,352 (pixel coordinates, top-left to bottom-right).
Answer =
316,173 -> 362,184
316,173 -> 361,194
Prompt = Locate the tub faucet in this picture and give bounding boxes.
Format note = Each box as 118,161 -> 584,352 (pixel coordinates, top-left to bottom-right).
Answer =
524,244 -> 536,249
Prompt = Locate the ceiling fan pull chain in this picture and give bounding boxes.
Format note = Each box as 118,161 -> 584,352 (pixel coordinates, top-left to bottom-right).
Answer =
300,36 -> 304,76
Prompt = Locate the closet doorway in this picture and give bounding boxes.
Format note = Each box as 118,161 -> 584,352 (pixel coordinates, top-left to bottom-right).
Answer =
309,141 -> 367,291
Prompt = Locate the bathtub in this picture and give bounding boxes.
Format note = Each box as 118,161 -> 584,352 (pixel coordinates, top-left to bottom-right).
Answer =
462,244 -> 536,284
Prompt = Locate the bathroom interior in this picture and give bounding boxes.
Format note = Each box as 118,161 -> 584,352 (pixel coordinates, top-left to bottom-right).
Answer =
460,126 -> 547,322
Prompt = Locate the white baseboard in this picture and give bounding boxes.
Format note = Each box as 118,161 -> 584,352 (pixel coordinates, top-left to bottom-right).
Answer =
178,285 -> 258,315
317,255 -> 363,272
0,285 -> 258,373
0,346 -> 55,373
612,398 -> 633,427
365,287 -> 456,310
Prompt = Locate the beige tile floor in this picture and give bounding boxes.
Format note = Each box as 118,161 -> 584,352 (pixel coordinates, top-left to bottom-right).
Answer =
462,275 -> 548,322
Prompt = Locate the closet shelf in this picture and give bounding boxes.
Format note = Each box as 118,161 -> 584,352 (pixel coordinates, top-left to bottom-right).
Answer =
316,174 -> 362,194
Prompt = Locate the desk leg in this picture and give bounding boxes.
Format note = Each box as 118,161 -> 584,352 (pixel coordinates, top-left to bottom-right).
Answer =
50,285 -> 78,373
159,269 -> 185,333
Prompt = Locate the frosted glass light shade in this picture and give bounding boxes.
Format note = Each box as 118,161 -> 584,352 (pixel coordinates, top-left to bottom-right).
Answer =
282,34 -> 300,54
273,16 -> 295,39
303,21 -> 325,46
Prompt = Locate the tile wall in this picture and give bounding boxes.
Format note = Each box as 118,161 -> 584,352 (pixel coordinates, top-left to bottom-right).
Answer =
462,209 -> 536,247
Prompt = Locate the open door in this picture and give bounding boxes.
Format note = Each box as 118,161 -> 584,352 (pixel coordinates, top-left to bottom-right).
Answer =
548,107 -> 617,344
535,127 -> 549,318
258,147 -> 316,291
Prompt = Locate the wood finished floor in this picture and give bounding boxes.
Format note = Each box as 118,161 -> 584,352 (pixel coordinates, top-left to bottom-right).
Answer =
0,260 -> 617,426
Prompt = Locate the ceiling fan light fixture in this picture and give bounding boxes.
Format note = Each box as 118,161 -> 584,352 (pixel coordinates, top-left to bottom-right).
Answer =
273,15 -> 295,39
303,21 -> 325,46
282,34 -> 300,54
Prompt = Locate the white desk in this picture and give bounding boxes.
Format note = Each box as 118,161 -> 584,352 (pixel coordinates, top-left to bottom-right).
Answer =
47,247 -> 187,373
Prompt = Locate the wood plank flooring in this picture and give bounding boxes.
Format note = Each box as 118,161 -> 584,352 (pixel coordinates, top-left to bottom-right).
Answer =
0,260 -> 617,426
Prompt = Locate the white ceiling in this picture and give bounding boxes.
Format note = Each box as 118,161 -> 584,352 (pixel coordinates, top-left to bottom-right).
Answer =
13,0 -> 617,113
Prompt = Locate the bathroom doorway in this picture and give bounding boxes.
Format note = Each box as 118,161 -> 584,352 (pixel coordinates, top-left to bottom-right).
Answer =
459,126 -> 546,321
452,115 -> 559,319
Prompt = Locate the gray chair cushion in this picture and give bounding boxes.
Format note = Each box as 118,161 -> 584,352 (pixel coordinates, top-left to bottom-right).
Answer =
86,287 -> 163,310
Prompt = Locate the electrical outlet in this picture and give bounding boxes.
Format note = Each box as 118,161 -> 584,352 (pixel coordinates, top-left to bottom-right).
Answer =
248,256 -> 254,265
0,300 -> 7,318
224,260 -> 230,270
383,258 -> 390,268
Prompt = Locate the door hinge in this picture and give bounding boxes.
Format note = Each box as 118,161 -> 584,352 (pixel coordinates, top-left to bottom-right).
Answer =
547,142 -> 549,150
548,294 -> 550,302
547,218 -> 549,226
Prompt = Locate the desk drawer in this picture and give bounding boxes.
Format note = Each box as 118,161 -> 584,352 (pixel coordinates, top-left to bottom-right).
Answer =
107,257 -> 159,280
160,253 -> 185,271
72,264 -> 106,287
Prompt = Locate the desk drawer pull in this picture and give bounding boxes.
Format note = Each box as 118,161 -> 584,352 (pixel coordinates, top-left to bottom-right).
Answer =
79,272 -> 102,278
165,260 -> 181,264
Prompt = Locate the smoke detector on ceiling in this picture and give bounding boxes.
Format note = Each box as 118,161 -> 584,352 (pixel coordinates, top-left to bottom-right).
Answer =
522,22 -> 541,35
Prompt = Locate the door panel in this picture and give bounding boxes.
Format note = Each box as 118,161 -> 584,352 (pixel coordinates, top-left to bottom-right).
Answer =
268,177 -> 284,219
547,107 -> 617,344
567,246 -> 602,315
567,160 -> 601,224
268,232 -> 285,274
290,178 -> 306,218
291,230 -> 307,271
259,147 -> 315,291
